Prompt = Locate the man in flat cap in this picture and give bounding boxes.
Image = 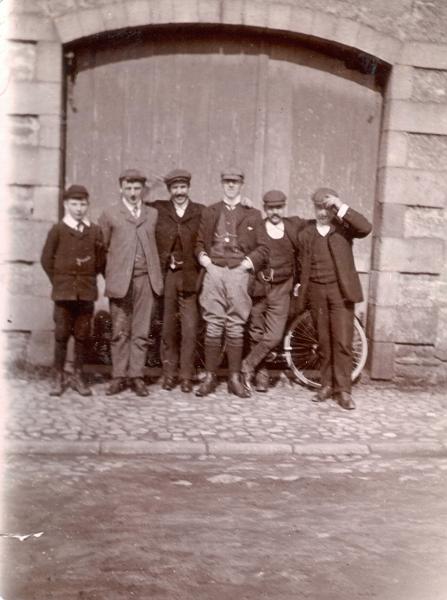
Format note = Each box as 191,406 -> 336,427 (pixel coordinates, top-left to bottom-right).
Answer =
241,190 -> 306,393
99,169 -> 163,397
296,188 -> 372,410
41,184 -> 105,396
195,167 -> 269,398
151,169 -> 204,393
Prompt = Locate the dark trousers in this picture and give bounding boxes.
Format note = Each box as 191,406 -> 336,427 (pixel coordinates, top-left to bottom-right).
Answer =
53,300 -> 94,370
160,269 -> 199,380
245,277 -> 293,371
309,281 -> 354,393
109,274 -> 154,379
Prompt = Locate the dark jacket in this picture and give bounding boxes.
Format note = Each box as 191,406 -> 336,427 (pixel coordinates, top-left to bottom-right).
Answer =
252,216 -> 307,297
195,201 -> 269,272
152,199 -> 204,294
296,207 -> 372,314
99,202 -> 163,299
41,222 -> 104,301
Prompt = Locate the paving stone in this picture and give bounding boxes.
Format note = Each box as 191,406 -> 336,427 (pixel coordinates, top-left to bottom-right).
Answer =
3,378 -> 447,458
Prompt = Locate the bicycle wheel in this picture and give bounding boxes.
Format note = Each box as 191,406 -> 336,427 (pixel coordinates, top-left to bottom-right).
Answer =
283,310 -> 368,388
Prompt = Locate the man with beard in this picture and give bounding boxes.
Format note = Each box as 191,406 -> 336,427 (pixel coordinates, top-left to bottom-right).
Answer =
153,169 -> 203,393
296,188 -> 372,410
241,190 -> 305,393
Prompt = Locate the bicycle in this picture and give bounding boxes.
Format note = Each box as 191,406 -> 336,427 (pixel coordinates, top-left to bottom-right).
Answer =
86,303 -> 369,388
281,309 -> 368,388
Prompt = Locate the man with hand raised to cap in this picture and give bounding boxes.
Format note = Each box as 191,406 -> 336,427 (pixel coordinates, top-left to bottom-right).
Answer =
241,190 -> 306,393
195,167 -> 269,398
41,184 -> 105,397
99,169 -> 163,397
296,188 -> 372,410
152,169 -> 204,393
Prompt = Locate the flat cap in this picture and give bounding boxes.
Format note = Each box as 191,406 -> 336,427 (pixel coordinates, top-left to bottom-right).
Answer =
221,166 -> 244,182
263,190 -> 287,207
164,168 -> 192,187
312,187 -> 338,206
119,168 -> 147,184
63,184 -> 89,200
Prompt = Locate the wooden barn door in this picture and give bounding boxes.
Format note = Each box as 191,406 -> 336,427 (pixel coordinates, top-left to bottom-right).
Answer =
65,27 -> 382,321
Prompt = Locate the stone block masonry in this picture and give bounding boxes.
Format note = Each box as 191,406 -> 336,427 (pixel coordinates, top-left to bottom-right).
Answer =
369,52 -> 447,383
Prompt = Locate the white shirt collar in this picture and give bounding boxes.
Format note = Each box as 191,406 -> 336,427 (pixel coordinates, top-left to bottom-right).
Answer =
63,214 -> 90,230
316,223 -> 330,237
173,198 -> 189,217
223,195 -> 241,210
265,220 -> 285,239
122,197 -> 142,217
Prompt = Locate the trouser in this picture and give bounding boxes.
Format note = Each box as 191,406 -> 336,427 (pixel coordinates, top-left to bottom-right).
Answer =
53,300 -> 94,370
199,266 -> 252,339
160,269 -> 199,380
244,277 -> 293,370
308,281 -> 354,394
109,274 -> 154,378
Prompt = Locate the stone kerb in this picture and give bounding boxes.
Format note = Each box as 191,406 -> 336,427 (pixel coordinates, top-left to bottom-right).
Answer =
52,0 -> 402,66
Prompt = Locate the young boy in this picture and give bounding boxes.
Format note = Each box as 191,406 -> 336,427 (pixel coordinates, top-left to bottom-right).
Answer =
41,185 -> 104,396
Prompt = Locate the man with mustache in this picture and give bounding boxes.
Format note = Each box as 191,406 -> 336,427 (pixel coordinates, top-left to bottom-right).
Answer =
153,169 -> 204,393
241,190 -> 305,393
296,188 -> 372,410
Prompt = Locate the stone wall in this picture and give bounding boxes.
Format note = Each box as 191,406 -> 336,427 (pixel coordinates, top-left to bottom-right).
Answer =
369,52 -> 447,382
3,0 -> 447,381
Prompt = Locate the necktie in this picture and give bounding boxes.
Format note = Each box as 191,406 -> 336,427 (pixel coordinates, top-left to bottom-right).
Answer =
132,207 -> 139,218
77,222 -> 84,233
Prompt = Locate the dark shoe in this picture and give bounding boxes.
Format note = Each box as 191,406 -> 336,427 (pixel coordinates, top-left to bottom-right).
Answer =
132,377 -> 149,397
106,377 -> 125,396
162,376 -> 177,391
337,391 -> 356,410
71,370 -> 92,397
255,369 -> 269,393
240,359 -> 254,393
195,372 -> 217,397
313,385 -> 333,403
49,370 -> 64,397
180,379 -> 193,393
228,373 -> 251,398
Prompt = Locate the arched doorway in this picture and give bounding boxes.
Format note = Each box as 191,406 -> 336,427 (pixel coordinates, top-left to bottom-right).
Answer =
64,25 -> 383,365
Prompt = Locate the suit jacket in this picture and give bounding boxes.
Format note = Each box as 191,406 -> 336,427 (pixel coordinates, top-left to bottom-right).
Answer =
41,222 -> 104,301
195,201 -> 269,272
296,207 -> 372,313
99,202 -> 163,299
152,199 -> 204,294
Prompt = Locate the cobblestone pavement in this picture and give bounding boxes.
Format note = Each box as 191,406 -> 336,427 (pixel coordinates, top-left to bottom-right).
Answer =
3,374 -> 447,456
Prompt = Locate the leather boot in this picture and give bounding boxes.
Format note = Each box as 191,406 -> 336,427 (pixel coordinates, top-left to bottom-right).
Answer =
255,368 -> 269,392
195,372 -> 218,397
49,370 -> 64,397
240,359 -> 254,393
72,369 -> 92,396
227,373 -> 251,398
337,391 -> 356,410
106,377 -> 126,396
313,385 -> 333,403
132,377 -> 149,397
162,375 -> 177,391
180,379 -> 193,393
